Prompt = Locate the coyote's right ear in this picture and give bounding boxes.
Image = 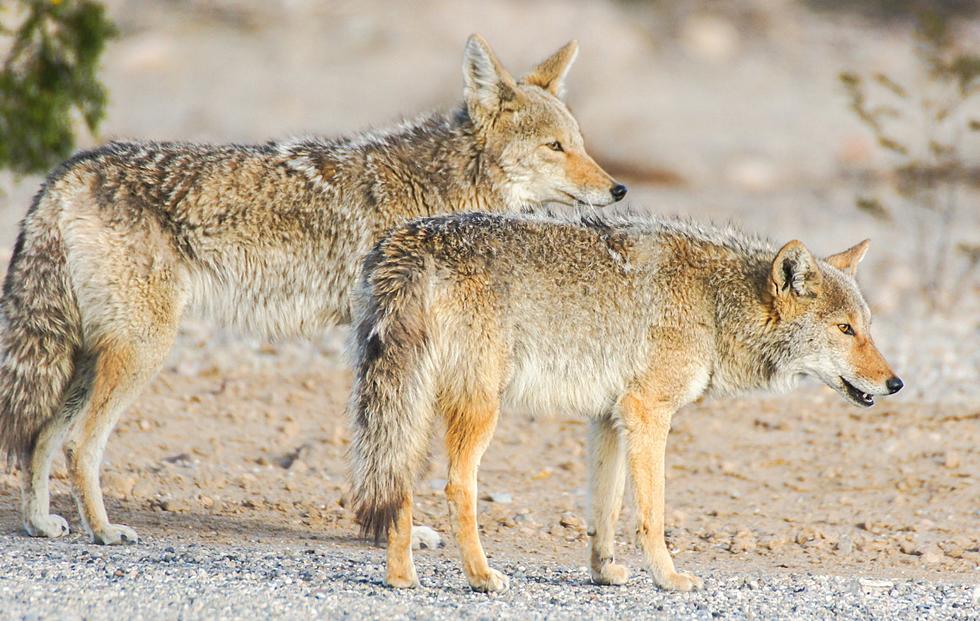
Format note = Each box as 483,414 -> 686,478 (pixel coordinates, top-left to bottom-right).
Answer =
463,34 -> 519,121
770,240 -> 821,307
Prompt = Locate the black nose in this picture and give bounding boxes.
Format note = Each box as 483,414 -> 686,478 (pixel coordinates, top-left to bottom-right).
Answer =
610,183 -> 628,201
886,376 -> 904,394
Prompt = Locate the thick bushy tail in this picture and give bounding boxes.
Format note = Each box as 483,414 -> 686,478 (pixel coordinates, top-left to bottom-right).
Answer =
348,234 -> 438,542
0,191 -> 82,465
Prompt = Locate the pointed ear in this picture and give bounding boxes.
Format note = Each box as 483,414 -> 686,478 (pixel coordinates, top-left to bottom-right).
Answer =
771,240 -> 822,301
825,239 -> 870,276
521,40 -> 578,98
463,34 -> 519,118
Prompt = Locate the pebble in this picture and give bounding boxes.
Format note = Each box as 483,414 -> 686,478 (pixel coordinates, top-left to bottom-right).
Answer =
729,530 -> 757,554
559,512 -> 586,531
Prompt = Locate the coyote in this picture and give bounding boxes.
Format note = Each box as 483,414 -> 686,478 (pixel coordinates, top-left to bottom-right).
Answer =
348,210 -> 903,592
0,35 -> 625,545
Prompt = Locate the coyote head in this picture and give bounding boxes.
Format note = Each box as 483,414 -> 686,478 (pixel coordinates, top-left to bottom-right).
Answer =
462,35 -> 626,209
768,239 -> 904,407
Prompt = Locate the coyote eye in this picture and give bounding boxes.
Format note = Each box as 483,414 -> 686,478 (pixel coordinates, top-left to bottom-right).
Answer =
546,141 -> 564,152
837,323 -> 855,336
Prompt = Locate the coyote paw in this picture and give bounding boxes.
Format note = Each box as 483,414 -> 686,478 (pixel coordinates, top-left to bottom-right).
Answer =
591,562 -> 630,586
24,514 -> 70,538
653,570 -> 703,592
386,568 -> 420,589
92,523 -> 139,545
469,567 -> 509,593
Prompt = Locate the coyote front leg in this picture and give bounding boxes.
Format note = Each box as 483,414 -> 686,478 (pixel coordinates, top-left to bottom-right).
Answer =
620,392 -> 702,592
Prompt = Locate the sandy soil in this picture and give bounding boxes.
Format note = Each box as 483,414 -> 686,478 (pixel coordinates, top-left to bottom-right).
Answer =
0,0 -> 977,590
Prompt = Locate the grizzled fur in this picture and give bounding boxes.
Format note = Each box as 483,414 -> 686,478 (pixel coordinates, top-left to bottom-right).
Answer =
348,209 -> 902,592
0,34 -> 623,545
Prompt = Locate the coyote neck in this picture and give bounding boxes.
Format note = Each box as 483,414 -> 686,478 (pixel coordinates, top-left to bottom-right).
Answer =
704,261 -> 794,396
358,108 -> 520,229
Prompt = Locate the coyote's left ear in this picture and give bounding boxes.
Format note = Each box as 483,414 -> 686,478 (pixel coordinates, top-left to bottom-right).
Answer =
521,40 -> 578,98
770,240 -> 822,304
825,239 -> 870,276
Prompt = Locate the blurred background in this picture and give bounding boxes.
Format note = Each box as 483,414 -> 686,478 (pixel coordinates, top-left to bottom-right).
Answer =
0,0 -> 977,576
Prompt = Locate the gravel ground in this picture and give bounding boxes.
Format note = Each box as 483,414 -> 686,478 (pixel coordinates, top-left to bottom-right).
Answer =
1,537 -> 977,620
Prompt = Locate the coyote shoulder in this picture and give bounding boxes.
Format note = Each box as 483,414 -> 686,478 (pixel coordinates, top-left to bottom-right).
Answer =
348,210 -> 903,592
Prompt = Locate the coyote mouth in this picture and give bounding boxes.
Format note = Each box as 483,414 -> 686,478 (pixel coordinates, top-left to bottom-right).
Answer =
841,377 -> 874,407
558,190 -> 605,207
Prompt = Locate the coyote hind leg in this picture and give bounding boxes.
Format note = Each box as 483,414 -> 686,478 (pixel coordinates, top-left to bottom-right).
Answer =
20,357 -> 97,539
64,330 -> 175,545
21,419 -> 74,538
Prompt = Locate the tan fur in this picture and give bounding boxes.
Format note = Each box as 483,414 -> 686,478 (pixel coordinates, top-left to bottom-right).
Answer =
385,495 -> 418,588
0,35 -> 625,544
348,210 -> 903,592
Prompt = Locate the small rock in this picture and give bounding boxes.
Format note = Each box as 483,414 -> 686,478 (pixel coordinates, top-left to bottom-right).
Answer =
836,534 -> 854,556
669,510 -> 687,528
102,472 -> 136,499
940,542 -> 963,559
131,479 -> 156,499
729,530 -> 757,554
859,578 -> 894,591
943,451 -> 961,469
411,526 -> 442,550
899,540 -> 920,556
163,453 -> 193,467
559,512 -> 585,531
920,545 -> 943,564
481,492 -> 512,504
161,498 -> 192,513
795,527 -> 821,546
